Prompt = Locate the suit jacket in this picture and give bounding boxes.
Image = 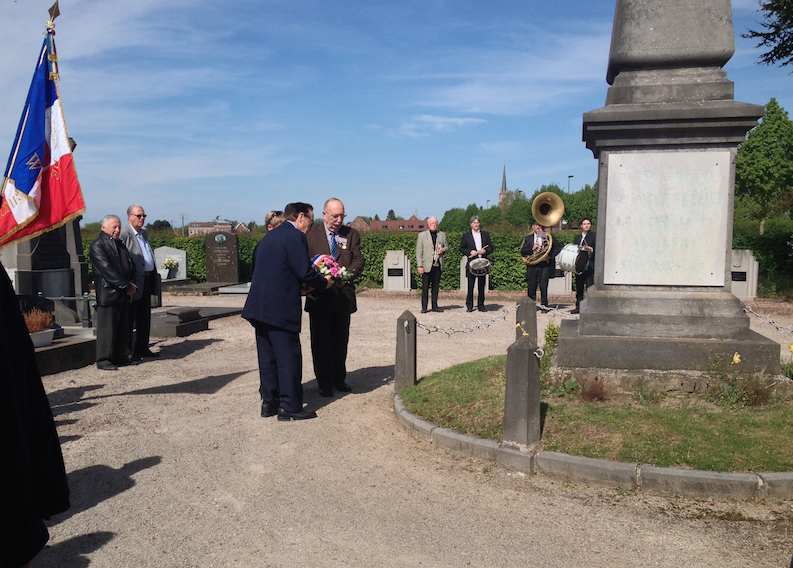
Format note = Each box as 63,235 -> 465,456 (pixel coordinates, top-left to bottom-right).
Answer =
459,230 -> 493,272
119,224 -> 149,301
416,229 -> 447,273
89,232 -> 136,307
242,222 -> 327,333
573,231 -> 596,256
304,224 -> 365,316
520,231 -> 564,279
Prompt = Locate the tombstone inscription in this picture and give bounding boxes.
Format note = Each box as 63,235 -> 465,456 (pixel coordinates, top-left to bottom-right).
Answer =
205,232 -> 239,283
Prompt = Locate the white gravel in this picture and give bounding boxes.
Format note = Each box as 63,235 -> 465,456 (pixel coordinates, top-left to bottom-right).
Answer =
36,292 -> 793,567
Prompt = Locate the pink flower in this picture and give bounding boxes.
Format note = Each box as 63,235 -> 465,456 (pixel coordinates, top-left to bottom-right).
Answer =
331,267 -> 339,277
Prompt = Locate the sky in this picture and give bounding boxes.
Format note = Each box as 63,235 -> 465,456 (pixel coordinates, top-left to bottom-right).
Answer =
0,0 -> 790,227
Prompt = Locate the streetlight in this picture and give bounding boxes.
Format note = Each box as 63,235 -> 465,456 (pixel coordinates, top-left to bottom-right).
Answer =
568,175 -> 574,192
486,199 -> 490,209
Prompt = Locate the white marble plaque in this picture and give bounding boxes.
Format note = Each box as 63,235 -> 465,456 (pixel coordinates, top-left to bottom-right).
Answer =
603,151 -> 730,286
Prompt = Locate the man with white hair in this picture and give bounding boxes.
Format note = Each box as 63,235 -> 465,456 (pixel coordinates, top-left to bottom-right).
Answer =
89,215 -> 137,370
416,216 -> 447,313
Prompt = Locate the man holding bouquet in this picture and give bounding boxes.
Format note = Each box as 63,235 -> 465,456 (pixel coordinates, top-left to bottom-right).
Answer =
305,198 -> 365,397
243,203 -> 332,421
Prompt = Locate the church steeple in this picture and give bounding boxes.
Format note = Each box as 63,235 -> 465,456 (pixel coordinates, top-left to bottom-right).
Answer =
499,165 -> 508,207
501,166 -> 507,193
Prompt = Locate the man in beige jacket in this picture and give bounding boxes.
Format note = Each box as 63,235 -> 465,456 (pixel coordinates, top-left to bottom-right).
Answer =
416,217 -> 447,313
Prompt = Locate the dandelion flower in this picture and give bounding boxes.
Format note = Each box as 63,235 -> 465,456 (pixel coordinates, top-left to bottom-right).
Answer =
731,352 -> 741,365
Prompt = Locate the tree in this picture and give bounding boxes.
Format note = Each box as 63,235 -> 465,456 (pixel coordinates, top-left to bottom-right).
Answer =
479,205 -> 502,226
735,98 -> 793,234
565,183 -> 598,225
742,1 -> 793,69
373,214 -> 380,221
438,207 -> 469,232
504,199 -> 532,227
386,209 -> 397,221
498,189 -> 526,211
146,219 -> 173,231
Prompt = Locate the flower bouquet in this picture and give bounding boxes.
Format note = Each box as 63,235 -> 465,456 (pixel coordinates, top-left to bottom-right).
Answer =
311,254 -> 350,292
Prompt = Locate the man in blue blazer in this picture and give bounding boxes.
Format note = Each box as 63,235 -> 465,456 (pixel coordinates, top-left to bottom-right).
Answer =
242,203 -> 331,421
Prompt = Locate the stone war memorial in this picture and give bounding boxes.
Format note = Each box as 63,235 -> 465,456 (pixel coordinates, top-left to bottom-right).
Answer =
555,0 -> 780,377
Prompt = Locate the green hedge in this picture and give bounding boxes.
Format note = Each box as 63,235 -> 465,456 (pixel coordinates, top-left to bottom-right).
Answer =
81,227 -> 792,296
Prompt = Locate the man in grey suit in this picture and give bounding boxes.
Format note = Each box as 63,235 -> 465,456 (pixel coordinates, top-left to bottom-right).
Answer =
415,216 -> 447,313
120,204 -> 159,359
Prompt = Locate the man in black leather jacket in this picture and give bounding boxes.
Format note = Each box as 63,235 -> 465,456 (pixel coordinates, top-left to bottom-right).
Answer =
89,215 -> 137,370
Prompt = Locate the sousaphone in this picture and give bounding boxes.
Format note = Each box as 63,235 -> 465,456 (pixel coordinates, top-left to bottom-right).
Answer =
522,192 -> 564,265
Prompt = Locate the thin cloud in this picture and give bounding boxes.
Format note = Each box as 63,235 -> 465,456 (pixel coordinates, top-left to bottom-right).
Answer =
388,115 -> 486,138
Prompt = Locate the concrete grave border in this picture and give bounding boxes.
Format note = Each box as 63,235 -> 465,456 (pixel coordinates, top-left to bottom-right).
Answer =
393,394 -> 793,500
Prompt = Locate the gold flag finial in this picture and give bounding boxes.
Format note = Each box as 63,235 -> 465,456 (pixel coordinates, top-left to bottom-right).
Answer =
47,1 -> 60,25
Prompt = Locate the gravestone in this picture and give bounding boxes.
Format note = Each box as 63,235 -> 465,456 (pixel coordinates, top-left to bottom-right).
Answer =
557,0 -> 779,374
730,249 -> 759,302
383,250 -> 411,291
154,246 -> 188,280
205,232 -> 239,283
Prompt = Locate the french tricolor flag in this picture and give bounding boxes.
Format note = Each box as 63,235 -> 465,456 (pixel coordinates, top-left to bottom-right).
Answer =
0,26 -> 85,250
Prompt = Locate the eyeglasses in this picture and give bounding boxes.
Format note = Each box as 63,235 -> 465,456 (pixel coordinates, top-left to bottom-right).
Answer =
133,214 -> 146,219
325,213 -> 345,220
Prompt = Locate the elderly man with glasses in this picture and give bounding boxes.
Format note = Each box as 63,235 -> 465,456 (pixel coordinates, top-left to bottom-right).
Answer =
305,197 -> 365,398
120,204 -> 159,359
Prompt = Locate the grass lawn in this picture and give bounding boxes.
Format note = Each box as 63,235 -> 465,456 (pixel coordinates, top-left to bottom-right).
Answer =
398,354 -> 793,473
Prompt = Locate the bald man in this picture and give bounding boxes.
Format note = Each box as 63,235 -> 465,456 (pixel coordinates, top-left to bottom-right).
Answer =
416,217 -> 447,313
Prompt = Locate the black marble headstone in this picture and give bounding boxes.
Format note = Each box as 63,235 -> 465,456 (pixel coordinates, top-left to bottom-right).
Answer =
205,232 -> 239,283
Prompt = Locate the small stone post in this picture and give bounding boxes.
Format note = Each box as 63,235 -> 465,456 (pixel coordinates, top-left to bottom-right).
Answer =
503,334 -> 542,451
515,295 -> 538,344
394,310 -> 417,391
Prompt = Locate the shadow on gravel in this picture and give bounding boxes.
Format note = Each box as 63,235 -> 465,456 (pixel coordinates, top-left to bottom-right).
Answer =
47,385 -> 104,418
50,456 -> 162,525
35,531 -> 115,568
305,365 -> 395,410
121,370 -> 253,396
155,337 -> 223,359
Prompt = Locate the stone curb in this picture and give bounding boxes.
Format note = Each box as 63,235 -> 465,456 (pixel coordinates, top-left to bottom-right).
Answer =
392,395 -> 793,500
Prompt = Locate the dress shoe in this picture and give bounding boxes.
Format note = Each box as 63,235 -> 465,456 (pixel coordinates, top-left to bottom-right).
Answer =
466,307 -> 474,312
335,383 -> 353,393
136,349 -> 160,358
128,354 -> 144,363
477,305 -> 485,312
431,307 -> 442,312
260,401 -> 279,417
570,307 -> 580,314
420,309 -> 428,314
319,388 -> 334,398
277,408 -> 318,421
97,361 -> 118,371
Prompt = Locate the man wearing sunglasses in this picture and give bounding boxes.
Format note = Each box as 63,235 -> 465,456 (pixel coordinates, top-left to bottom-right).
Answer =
120,204 -> 159,360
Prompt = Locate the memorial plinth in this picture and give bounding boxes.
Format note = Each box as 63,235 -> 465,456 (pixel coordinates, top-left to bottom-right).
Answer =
556,0 -> 779,374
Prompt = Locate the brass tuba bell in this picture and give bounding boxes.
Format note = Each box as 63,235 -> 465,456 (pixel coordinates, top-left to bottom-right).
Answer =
522,192 -> 565,265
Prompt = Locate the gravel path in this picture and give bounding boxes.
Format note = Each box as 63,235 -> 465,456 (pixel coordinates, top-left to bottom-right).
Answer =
37,292 -> 793,567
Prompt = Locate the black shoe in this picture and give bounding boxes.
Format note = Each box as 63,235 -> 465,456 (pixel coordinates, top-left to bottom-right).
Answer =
432,307 -> 442,312
278,408 -> 318,421
420,309 -> 428,314
319,388 -> 334,397
128,354 -> 143,363
114,357 -> 134,366
570,308 -> 580,314
136,349 -> 160,358
97,361 -> 118,371
478,306 -> 485,312
261,401 -> 278,417
466,307 -> 474,312
335,383 -> 352,393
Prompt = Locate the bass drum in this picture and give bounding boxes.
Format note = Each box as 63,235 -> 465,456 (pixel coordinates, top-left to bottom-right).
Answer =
558,244 -> 590,275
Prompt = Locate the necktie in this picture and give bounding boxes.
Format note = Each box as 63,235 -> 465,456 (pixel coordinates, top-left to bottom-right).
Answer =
330,232 -> 337,257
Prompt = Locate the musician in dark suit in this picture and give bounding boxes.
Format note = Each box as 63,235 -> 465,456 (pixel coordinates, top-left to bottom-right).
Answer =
89,215 -> 138,370
521,220 -> 562,312
120,204 -> 159,359
460,215 -> 493,312
305,198 -> 365,397
571,217 -> 596,314
242,203 -> 331,421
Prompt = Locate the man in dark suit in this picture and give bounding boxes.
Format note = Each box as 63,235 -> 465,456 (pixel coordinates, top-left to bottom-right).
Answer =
242,203 -> 331,421
120,204 -> 159,359
89,215 -> 137,370
571,217 -> 596,314
521,220 -> 562,312
460,215 -> 493,312
305,198 -> 365,397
